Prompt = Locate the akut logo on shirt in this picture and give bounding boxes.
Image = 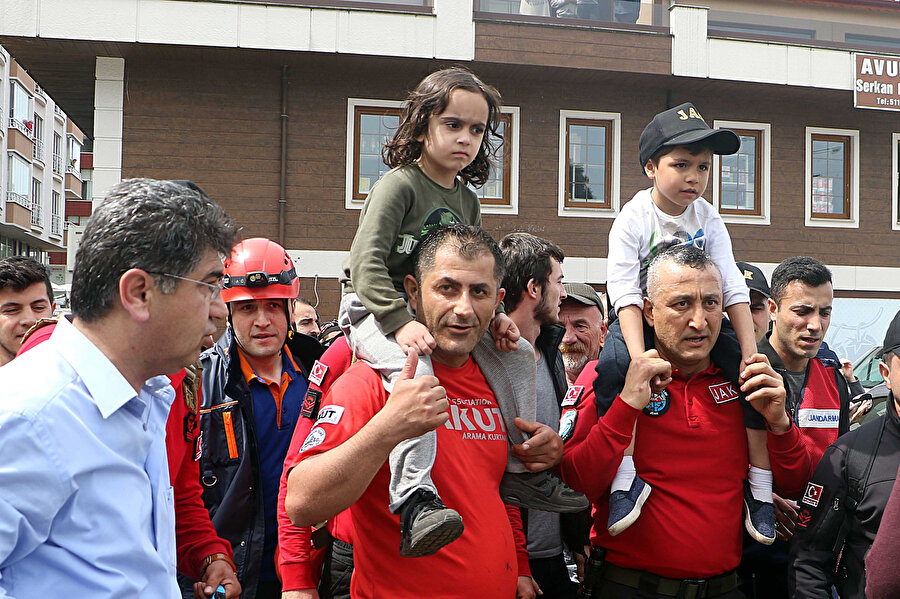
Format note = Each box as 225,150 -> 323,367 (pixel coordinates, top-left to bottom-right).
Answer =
443,397 -> 508,441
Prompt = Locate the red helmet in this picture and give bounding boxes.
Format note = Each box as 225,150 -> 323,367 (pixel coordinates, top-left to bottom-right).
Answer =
221,238 -> 299,303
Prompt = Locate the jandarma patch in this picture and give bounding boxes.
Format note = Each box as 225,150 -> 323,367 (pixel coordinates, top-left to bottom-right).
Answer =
300,427 -> 326,452
643,390 -> 669,417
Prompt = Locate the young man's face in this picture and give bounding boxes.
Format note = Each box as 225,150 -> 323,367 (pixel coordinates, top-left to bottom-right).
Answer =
416,88 -> 489,187
645,146 -> 712,216
230,298 -> 290,361
406,245 -> 503,368
0,281 -> 54,365
769,280 -> 833,371
749,289 -> 771,343
293,302 -> 319,336
534,258 -> 567,326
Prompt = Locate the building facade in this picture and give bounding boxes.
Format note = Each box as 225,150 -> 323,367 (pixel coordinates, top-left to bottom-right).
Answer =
1,0 -> 898,344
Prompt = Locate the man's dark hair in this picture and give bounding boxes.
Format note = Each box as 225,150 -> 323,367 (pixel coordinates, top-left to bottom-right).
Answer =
499,233 -> 565,313
413,224 -> 504,286
0,256 -> 53,304
70,179 -> 238,322
646,245 -> 721,302
770,256 -> 832,306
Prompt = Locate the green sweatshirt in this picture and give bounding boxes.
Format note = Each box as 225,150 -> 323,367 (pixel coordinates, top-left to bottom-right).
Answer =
342,163 -> 482,334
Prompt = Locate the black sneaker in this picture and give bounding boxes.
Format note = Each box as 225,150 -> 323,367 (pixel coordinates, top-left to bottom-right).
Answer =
499,471 -> 589,513
398,490 -> 464,558
607,474 -> 651,536
743,480 -> 776,545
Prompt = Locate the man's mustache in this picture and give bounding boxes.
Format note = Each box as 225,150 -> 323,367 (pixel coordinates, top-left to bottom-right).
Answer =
560,341 -> 587,355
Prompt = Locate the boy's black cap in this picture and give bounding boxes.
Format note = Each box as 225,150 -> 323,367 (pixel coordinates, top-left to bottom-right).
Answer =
736,261 -> 770,298
639,102 -> 741,167
882,309 -> 900,358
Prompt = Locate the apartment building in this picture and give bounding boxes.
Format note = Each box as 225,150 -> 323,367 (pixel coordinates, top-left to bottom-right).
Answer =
0,45 -> 84,284
1,0 -> 898,355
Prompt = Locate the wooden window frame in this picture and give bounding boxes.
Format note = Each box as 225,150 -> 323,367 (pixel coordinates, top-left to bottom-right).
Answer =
477,112 -> 512,207
809,133 -> 852,220
565,118 -> 613,210
717,128 -> 762,217
351,104 -> 401,203
893,133 -> 900,231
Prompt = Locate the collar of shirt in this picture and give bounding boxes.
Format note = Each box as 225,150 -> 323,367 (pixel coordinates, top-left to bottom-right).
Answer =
238,345 -> 301,429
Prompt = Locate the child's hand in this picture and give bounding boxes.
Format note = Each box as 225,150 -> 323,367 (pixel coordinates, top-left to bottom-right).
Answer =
394,320 -> 436,356
490,313 -> 519,353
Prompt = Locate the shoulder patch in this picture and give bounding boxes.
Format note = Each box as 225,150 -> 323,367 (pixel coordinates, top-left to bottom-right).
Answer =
796,507 -> 812,528
643,390 -> 670,417
309,361 -> 328,386
316,405 -> 344,426
797,408 -> 840,429
300,388 -> 322,420
300,427 -> 327,452
802,481 -> 824,507
708,381 -> 739,404
559,407 -> 579,442
562,386 -> 584,407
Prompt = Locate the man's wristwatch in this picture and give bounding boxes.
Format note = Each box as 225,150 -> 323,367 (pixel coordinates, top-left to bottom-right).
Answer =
200,553 -> 237,578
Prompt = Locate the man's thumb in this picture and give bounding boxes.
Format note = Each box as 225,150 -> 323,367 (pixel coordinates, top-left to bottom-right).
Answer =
398,348 -> 418,381
514,417 -> 538,435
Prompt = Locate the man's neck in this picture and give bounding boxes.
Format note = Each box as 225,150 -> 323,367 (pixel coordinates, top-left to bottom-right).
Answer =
508,307 -> 541,360
770,332 -> 809,372
73,315 -> 148,393
241,347 -> 283,382
656,343 -> 710,380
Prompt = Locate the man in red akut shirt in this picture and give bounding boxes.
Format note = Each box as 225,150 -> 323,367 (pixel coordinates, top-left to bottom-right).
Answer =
560,245 -> 810,599
285,224 -> 561,598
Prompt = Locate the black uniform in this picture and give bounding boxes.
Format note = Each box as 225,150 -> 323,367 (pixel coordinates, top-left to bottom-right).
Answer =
789,395 -> 900,598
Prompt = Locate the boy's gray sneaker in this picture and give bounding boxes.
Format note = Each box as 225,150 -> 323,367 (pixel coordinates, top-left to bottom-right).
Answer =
499,471 -> 589,513
399,489 -> 464,557
743,480 -> 776,545
607,474 -> 651,536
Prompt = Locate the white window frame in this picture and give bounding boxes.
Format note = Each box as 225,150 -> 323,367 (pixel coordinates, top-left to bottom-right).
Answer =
805,126 -> 860,229
893,133 -> 900,231
345,98 -> 519,215
558,110 -> 621,219
712,120 -> 771,226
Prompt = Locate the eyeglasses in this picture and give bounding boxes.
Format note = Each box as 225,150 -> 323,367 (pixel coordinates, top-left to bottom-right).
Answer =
148,272 -> 224,300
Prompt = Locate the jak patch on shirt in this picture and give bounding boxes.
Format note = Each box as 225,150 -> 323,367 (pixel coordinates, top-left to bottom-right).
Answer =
708,381 -> 739,404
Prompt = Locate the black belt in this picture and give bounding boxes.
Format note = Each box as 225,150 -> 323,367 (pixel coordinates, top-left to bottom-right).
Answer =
593,550 -> 740,599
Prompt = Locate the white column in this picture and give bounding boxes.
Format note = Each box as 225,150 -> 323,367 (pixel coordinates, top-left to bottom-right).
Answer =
670,4 -> 709,79
92,56 -> 124,206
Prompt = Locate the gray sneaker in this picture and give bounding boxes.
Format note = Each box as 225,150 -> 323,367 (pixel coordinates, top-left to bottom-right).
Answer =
743,480 -> 776,545
500,471 -> 589,513
399,490 -> 464,558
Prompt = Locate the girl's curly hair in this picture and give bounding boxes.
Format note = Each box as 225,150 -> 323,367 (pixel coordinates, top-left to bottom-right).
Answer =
383,67 -> 503,187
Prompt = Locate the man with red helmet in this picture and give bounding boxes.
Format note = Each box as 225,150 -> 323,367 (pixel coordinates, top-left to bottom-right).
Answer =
192,238 -> 324,599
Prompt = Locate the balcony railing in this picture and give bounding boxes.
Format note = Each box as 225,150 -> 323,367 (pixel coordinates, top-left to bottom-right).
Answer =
9,117 -> 35,140
51,214 -> 62,236
66,161 -> 79,175
52,153 -> 62,174
33,83 -> 46,102
33,139 -> 45,163
53,105 -> 66,121
6,191 -> 30,209
31,200 -> 43,227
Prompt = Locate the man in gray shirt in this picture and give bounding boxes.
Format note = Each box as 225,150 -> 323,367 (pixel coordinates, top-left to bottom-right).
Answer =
500,233 -> 587,599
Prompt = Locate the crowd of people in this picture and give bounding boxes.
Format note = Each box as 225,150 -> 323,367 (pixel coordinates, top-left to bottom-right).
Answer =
0,66 -> 898,599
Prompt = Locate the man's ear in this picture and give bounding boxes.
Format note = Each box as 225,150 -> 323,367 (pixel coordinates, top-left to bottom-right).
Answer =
403,274 -> 419,313
525,278 -> 540,301
767,297 -> 777,320
644,159 -> 656,179
494,287 -> 505,311
643,297 -> 655,327
119,268 -> 154,323
880,360 -> 891,393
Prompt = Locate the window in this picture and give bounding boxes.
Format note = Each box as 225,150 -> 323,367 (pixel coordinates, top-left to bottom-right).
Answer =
712,121 -> 770,224
558,110 -> 621,218
31,178 -> 42,227
346,99 -> 519,213
893,133 -> 900,231
806,127 -> 859,228
52,132 -> 62,175
66,136 -> 82,173
7,153 -> 31,207
9,80 -> 31,124
51,190 -> 62,236
33,114 -> 43,140
472,107 -> 519,214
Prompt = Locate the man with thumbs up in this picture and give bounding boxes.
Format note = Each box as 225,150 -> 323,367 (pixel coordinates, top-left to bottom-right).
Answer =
560,245 -> 811,599
285,224 -> 563,599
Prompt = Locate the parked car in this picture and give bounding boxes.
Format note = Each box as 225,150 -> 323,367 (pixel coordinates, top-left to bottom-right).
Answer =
853,345 -> 884,389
